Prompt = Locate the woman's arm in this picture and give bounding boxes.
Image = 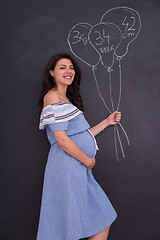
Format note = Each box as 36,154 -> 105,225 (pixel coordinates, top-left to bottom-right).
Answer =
89,111 -> 121,137
54,130 -> 95,170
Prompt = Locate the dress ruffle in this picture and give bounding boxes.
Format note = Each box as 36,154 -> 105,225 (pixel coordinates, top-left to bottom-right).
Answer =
39,102 -> 82,130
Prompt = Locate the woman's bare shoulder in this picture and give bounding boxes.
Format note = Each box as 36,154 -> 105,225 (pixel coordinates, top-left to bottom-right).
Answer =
43,89 -> 61,108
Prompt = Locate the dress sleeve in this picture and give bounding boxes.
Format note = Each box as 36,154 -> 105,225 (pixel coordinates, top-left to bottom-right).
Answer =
39,103 -> 82,132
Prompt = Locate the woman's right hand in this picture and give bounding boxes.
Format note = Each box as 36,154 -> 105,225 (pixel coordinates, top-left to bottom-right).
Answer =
85,157 -> 96,171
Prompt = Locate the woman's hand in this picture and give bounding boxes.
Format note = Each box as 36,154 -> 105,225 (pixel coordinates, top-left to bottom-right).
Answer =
85,157 -> 96,171
89,111 -> 122,137
106,111 -> 121,126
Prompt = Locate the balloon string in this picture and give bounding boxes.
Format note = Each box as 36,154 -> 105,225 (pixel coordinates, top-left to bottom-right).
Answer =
116,58 -> 122,111
92,67 -> 112,114
114,125 -> 126,161
116,58 -> 130,145
109,70 -> 115,112
92,67 -> 130,161
108,68 -> 125,160
118,122 -> 130,146
108,63 -> 130,147
115,125 -> 125,158
114,126 -> 119,162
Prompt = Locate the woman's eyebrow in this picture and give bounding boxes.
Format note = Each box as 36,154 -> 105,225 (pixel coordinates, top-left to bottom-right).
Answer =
59,64 -> 74,66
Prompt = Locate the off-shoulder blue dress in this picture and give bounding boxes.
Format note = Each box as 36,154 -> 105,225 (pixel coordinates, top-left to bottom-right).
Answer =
36,102 -> 117,240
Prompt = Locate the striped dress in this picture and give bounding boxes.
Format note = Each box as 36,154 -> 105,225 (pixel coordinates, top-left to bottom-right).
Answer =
36,102 -> 117,240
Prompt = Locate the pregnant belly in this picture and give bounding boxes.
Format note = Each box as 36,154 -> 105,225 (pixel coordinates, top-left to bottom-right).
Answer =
69,129 -> 99,158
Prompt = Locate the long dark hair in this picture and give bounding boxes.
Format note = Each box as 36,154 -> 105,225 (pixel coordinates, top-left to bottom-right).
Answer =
38,52 -> 85,116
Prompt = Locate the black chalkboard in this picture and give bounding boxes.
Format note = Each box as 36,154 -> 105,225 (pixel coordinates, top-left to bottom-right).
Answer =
1,0 -> 160,239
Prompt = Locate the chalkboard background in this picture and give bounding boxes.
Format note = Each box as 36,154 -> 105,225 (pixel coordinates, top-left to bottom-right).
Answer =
1,0 -> 160,239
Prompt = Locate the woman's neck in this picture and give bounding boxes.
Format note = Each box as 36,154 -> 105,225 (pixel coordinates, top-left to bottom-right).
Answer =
53,85 -> 67,97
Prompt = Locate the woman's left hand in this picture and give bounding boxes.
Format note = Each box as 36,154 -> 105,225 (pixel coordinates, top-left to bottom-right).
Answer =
106,111 -> 121,126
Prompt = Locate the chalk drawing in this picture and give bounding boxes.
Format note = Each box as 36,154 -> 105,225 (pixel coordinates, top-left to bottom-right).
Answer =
101,7 -> 141,58
88,22 -> 122,69
67,22 -> 100,68
67,7 -> 141,161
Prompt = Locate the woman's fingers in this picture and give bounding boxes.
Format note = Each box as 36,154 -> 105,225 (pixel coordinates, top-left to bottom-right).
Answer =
86,158 -> 96,171
115,111 -> 121,122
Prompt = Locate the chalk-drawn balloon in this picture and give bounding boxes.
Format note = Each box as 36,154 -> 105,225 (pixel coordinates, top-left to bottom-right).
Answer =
101,7 -> 141,58
67,23 -> 100,67
88,22 -> 122,70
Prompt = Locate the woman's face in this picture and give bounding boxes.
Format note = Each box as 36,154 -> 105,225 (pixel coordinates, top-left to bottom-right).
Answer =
50,58 -> 75,87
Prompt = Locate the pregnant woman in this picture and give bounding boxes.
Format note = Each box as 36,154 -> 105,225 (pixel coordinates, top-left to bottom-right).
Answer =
36,52 -> 121,240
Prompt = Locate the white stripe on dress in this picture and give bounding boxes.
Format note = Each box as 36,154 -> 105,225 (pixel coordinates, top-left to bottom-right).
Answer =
39,102 -> 82,129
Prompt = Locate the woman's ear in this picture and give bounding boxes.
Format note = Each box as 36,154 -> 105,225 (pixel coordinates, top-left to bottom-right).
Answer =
49,70 -> 54,77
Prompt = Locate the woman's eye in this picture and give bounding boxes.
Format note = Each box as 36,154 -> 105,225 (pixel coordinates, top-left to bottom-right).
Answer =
59,66 -> 74,70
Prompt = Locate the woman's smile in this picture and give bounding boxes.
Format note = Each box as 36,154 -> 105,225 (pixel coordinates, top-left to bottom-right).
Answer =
63,75 -> 72,79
